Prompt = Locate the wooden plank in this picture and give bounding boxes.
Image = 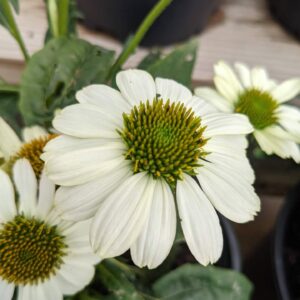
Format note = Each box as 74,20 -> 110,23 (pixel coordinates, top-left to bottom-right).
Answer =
1,0 -> 300,84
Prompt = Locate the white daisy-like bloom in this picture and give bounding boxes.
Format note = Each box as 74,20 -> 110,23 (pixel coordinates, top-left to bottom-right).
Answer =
195,61 -> 300,162
0,117 -> 56,177
43,69 -> 260,269
0,159 -> 99,300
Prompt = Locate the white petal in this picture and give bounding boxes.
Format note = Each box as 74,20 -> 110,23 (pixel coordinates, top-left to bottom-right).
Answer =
0,280 -> 14,300
254,128 -> 300,163
214,76 -> 239,103
0,170 -> 17,222
76,84 -> 131,117
56,262 -> 95,296
204,134 -> 249,154
55,161 -> 131,221
271,78 -> 300,103
0,117 -> 21,159
38,278 -> 63,300
202,113 -> 253,138
205,151 -> 255,184
155,78 -> 192,104
214,61 -> 242,94
251,67 -> 269,90
45,141 -> 125,186
53,103 -> 121,138
197,163 -> 260,223
90,172 -> 154,259
116,69 -> 156,106
13,159 -> 37,217
177,175 -> 223,265
131,179 -> 176,269
186,95 -> 219,116
36,169 -> 55,219
234,62 -> 251,88
277,105 -> 300,142
194,87 -> 233,112
22,126 -> 48,143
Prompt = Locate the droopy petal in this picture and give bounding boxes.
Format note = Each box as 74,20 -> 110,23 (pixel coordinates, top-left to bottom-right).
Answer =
131,179 -> 176,269
177,175 -> 223,265
90,172 -> 154,259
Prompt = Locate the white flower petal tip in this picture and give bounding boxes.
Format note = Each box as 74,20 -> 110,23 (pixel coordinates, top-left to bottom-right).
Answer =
0,117 -> 22,159
116,69 -> 156,106
130,179 -> 176,269
271,78 -> 300,103
22,126 -> 48,143
177,175 -> 223,265
155,77 -> 192,104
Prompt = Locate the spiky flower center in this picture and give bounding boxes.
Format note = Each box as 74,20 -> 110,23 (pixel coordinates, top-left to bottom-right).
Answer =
119,99 -> 207,185
7,134 -> 57,177
234,88 -> 279,130
0,215 -> 67,285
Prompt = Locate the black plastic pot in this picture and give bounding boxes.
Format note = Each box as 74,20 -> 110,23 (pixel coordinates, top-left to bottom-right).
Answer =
77,0 -> 219,47
268,0 -> 300,41
273,181 -> 300,300
218,215 -> 241,271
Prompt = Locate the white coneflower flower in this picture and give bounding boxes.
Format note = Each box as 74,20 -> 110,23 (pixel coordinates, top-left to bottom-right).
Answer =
0,118 -> 56,177
43,69 -> 260,268
0,159 -> 99,300
195,61 -> 300,162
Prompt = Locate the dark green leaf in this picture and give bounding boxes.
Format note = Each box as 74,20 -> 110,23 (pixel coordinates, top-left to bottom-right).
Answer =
19,37 -> 115,127
153,264 -> 253,300
96,260 -> 145,300
141,39 -> 198,88
138,51 -> 161,70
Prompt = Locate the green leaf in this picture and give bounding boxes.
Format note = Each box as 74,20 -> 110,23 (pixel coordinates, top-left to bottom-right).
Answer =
140,39 -> 198,87
19,37 -> 115,127
138,50 -> 161,70
152,264 -> 253,300
0,91 -> 22,132
96,260 -> 145,300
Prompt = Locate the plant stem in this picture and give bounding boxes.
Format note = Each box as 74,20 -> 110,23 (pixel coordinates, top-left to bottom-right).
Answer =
47,0 -> 59,38
0,0 -> 29,61
107,0 -> 173,80
58,0 -> 69,36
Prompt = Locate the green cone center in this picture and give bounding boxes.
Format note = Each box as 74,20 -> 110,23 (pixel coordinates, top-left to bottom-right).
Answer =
119,98 -> 207,185
0,215 -> 67,285
234,88 -> 278,130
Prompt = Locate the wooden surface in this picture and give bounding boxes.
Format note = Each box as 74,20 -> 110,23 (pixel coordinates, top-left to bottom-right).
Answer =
1,0 -> 300,84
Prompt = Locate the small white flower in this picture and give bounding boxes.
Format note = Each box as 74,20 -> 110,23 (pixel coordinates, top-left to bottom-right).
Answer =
0,159 -> 99,300
0,118 -> 56,176
43,69 -> 260,268
195,61 -> 300,162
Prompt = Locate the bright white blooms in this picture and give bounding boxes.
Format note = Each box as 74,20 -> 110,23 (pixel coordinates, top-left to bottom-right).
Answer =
0,117 -> 47,162
0,159 -> 99,300
195,61 -> 300,162
0,117 -> 55,177
43,69 -> 260,269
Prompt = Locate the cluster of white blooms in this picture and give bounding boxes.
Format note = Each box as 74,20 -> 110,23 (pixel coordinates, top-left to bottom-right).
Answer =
0,65 -> 299,300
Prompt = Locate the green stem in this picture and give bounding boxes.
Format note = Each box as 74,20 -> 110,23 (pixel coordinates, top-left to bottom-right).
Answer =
47,0 -> 59,38
0,0 -> 29,61
58,0 -> 69,36
107,0 -> 173,80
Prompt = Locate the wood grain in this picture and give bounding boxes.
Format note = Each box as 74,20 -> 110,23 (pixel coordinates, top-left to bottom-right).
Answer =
0,0 -> 300,84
